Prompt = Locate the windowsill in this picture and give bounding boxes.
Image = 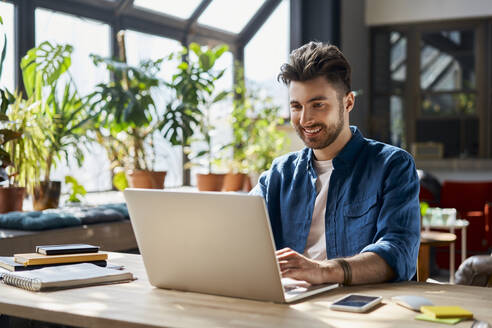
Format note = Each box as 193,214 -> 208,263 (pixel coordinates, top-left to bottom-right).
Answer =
22,186 -> 199,211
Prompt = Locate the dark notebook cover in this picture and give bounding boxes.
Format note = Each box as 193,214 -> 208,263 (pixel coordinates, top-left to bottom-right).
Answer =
0,257 -> 107,272
36,244 -> 100,255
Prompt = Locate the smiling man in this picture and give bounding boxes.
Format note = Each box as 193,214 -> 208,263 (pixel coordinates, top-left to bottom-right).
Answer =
250,42 -> 420,285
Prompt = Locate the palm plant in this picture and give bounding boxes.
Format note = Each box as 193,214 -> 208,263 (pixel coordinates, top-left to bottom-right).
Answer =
20,41 -> 92,184
4,92 -> 49,193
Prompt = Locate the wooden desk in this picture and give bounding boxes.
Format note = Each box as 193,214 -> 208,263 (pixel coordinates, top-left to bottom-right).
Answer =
1,252 -> 491,328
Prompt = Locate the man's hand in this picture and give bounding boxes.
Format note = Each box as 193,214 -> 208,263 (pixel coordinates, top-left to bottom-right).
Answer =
276,248 -> 337,285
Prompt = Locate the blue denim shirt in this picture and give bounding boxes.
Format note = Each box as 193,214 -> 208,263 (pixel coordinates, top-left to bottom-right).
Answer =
250,126 -> 420,281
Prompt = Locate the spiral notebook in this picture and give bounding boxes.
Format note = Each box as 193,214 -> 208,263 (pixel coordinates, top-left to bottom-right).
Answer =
0,263 -> 133,291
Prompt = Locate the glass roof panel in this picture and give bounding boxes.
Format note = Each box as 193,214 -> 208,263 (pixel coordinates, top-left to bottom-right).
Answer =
198,0 -> 266,33
133,0 -> 202,19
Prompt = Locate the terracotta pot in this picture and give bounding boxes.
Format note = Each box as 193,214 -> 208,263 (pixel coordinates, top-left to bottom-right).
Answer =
0,186 -> 25,213
126,170 -> 166,189
222,173 -> 247,191
33,181 -> 61,211
196,173 -> 225,191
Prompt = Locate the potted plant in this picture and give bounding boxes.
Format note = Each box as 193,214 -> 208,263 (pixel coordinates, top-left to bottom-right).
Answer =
20,41 -> 92,210
89,31 -> 166,190
0,16 -> 46,212
168,42 -> 229,191
2,91 -> 49,211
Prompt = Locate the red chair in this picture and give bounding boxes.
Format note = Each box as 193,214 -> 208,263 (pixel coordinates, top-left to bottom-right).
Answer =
437,181 -> 492,269
485,202 -> 492,246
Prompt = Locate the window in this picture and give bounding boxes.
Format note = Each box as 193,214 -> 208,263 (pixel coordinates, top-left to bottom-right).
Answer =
371,31 -> 407,148
244,0 -> 289,117
36,8 -> 111,191
198,0 -> 266,33
371,21 -> 490,158
0,2 -> 14,91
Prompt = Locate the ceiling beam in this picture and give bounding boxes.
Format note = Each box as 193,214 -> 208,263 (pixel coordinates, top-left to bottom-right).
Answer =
30,0 -> 238,49
237,0 -> 282,47
185,0 -> 212,34
32,0 -> 115,24
114,0 -> 134,16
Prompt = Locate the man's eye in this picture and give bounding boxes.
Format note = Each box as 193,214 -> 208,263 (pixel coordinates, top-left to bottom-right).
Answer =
313,102 -> 324,108
290,105 -> 302,111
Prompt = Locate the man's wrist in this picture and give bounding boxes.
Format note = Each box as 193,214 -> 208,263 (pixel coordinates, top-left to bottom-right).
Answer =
321,260 -> 345,284
334,258 -> 352,285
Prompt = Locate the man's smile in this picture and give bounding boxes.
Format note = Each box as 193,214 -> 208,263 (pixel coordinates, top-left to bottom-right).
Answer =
302,125 -> 323,137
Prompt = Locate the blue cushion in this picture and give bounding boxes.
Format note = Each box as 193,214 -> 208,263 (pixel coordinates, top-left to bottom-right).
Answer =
0,203 -> 129,231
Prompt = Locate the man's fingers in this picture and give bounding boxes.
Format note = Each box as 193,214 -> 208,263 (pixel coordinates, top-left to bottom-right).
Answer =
276,250 -> 300,261
281,268 -> 303,280
275,248 -> 293,255
278,259 -> 300,270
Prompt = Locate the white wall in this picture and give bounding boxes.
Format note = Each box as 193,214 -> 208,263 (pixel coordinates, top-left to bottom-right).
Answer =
366,0 -> 492,26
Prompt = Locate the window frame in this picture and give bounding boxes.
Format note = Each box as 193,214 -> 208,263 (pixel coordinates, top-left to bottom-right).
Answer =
370,18 -> 491,158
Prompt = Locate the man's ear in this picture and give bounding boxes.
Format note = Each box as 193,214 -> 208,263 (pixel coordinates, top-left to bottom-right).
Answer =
344,91 -> 355,113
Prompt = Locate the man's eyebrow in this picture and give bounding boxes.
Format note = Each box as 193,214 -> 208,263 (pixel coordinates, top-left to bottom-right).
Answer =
307,96 -> 329,102
290,96 -> 329,105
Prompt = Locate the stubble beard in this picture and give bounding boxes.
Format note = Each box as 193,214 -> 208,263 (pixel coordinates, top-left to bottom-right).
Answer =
294,102 -> 345,150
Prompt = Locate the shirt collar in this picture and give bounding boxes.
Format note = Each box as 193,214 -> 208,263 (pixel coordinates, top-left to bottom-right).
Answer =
307,126 -> 365,170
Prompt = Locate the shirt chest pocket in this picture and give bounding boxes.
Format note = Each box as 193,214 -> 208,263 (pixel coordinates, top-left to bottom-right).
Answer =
342,195 -> 378,254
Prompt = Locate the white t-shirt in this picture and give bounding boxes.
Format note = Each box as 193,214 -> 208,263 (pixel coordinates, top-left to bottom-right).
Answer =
302,159 -> 334,261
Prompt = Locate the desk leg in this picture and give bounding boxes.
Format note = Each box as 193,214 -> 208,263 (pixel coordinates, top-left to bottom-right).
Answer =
449,227 -> 455,284
418,244 -> 430,282
462,227 -> 467,263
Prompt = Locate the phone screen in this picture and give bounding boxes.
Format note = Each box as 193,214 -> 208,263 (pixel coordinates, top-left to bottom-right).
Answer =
333,295 -> 380,307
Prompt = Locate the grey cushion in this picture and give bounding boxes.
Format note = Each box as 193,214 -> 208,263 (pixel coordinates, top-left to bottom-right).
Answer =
455,255 -> 492,287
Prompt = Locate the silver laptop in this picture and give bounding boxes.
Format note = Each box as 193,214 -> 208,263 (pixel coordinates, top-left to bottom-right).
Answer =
124,189 -> 338,303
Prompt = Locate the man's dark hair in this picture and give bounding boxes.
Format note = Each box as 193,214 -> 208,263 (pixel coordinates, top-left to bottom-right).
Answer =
278,42 -> 352,96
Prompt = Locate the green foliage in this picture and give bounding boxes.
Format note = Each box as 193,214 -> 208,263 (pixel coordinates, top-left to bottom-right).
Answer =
162,43 -> 228,148
0,111 -> 21,167
65,175 -> 86,203
4,92 -> 49,193
89,55 -> 163,171
112,171 -> 128,192
170,43 -> 229,173
226,68 -> 289,174
0,14 -> 19,169
21,41 -> 92,183
420,201 -> 429,217
21,41 -> 73,99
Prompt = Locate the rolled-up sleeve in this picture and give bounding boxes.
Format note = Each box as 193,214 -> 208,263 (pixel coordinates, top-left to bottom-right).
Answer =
361,152 -> 421,281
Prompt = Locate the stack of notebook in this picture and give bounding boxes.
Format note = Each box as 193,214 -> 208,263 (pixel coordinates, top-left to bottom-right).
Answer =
0,244 -> 133,291
0,244 -> 107,271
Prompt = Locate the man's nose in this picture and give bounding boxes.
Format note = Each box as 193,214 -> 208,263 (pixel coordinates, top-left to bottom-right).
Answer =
299,108 -> 314,126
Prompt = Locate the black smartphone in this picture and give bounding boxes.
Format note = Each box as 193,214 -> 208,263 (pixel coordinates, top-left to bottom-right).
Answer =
35,244 -> 100,255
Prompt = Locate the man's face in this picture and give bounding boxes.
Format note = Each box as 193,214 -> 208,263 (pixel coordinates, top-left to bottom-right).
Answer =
289,76 -> 347,150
